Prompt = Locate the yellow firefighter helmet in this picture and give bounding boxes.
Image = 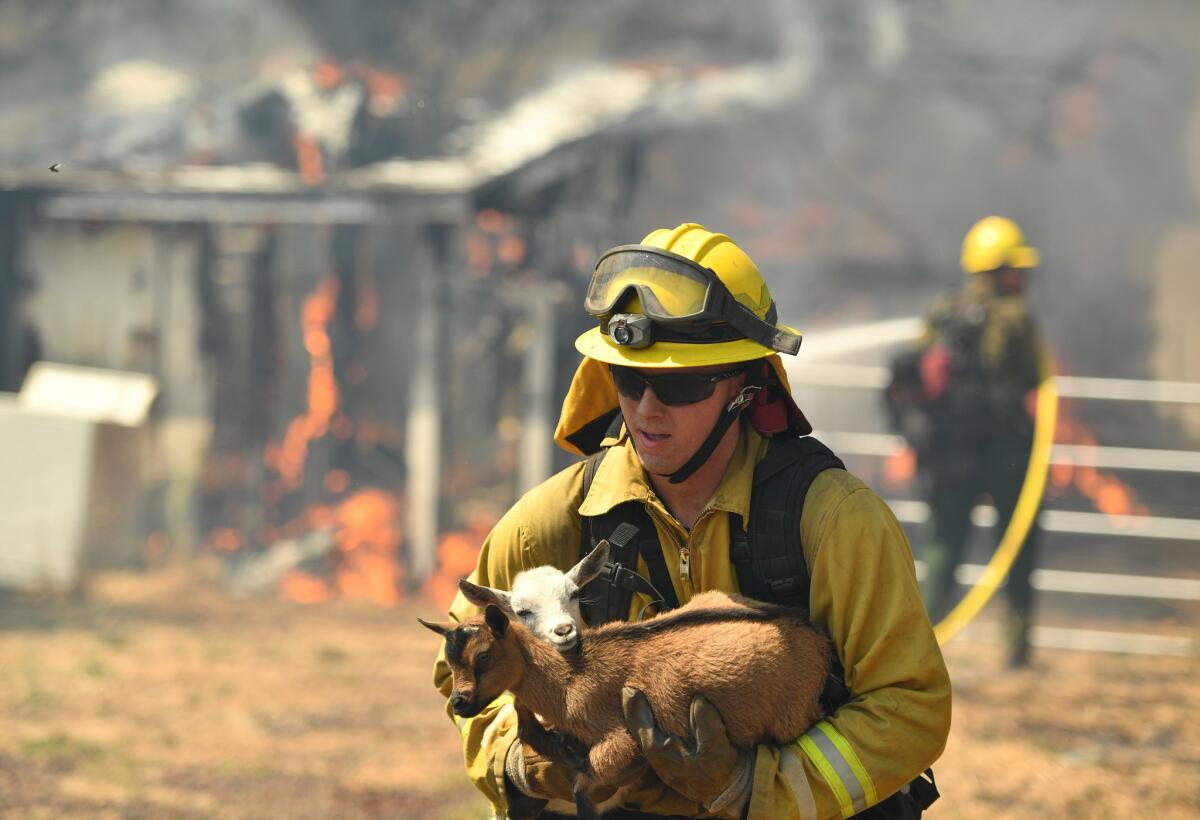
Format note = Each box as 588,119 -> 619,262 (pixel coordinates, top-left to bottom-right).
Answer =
574,223 -> 802,367
960,216 -> 1040,274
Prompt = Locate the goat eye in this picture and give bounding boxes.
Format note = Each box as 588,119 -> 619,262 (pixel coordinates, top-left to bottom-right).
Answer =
568,589 -> 581,601
515,609 -> 532,619
476,652 -> 491,664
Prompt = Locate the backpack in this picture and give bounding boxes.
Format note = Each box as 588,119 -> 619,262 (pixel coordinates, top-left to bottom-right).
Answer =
882,346 -> 935,458
576,428 -> 940,818
885,296 -> 992,454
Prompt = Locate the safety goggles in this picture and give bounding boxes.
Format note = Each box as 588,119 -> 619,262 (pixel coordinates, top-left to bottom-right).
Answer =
584,245 -> 802,355
609,364 -> 748,406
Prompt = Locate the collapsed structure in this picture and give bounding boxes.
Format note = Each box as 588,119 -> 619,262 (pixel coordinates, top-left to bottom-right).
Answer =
0,58 -> 797,596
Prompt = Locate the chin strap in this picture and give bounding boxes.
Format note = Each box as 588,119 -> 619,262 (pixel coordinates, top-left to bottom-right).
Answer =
664,371 -> 763,485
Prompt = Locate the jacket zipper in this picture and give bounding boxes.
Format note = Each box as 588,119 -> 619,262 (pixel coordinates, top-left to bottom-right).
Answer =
680,508 -> 718,587
646,505 -> 695,595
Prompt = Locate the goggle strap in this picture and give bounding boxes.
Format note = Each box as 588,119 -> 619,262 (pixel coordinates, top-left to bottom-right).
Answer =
723,300 -> 803,355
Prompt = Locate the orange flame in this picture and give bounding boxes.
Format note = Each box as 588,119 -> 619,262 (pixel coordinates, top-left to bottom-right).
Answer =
465,210 -> 525,279
273,490 -> 405,607
475,209 -> 511,235
354,65 -> 408,115
422,509 -> 497,609
282,571 -> 334,604
333,489 -> 403,607
267,275 -> 340,491
210,527 -> 245,553
312,60 -> 346,90
323,469 -> 351,494
293,132 -> 324,185
249,258 -> 413,607
1051,414 -> 1147,517
422,532 -> 484,610
259,273 -> 389,605
496,234 -> 527,267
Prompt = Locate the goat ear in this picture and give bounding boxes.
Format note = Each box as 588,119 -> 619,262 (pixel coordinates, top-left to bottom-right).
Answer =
568,539 -> 610,587
417,618 -> 451,637
458,579 -> 512,612
484,604 -> 509,636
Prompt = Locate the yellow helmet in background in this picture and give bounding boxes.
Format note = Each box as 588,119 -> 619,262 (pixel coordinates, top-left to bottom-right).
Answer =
960,216 -> 1040,274
574,223 -> 802,368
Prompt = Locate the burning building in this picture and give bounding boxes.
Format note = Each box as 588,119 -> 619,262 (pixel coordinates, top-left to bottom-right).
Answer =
0,6 -> 809,602
1,0 -> 1197,608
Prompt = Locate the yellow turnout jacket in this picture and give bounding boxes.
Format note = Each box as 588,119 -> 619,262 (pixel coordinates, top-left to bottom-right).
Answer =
432,426 -> 951,819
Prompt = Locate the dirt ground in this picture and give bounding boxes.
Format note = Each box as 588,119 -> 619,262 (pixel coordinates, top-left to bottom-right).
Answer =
1,562 -> 1196,819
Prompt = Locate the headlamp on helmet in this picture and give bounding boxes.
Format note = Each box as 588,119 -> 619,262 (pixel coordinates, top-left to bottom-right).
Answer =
607,314 -> 654,348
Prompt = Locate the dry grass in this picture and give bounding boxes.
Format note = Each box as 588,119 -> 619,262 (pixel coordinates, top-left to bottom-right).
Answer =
936,640 -> 1200,819
0,561 -> 488,820
0,562 -> 1196,819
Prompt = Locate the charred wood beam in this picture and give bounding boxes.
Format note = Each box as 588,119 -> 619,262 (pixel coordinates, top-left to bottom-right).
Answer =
0,192 -> 36,392
37,191 -> 467,226
198,223 -> 277,544
406,223 -> 451,584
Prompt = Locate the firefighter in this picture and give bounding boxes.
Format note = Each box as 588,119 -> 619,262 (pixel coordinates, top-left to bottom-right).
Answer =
914,216 -> 1048,668
433,223 -> 951,819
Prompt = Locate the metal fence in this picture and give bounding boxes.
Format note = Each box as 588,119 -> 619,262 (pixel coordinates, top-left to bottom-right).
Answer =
786,318 -> 1200,657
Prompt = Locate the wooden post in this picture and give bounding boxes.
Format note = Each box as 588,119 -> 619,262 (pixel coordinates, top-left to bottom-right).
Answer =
518,288 -> 555,494
406,224 -> 447,583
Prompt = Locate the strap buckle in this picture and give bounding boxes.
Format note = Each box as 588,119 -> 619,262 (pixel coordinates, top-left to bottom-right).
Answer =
604,562 -> 668,619
726,384 -> 761,413
767,576 -> 798,595
604,562 -> 637,590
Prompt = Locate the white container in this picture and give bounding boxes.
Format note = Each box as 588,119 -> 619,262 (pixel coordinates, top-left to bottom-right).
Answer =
0,363 -> 157,590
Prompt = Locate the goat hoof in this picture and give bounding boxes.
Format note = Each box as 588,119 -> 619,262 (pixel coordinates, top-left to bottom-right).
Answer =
573,793 -> 601,820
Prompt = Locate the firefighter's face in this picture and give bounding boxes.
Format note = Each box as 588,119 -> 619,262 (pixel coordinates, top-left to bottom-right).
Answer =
994,266 -> 1029,295
615,364 -> 746,478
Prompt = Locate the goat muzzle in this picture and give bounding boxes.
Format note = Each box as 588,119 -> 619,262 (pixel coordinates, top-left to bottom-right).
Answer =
450,692 -> 481,717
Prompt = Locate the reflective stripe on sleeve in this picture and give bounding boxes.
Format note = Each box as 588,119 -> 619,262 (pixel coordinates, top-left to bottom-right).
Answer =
780,745 -> 819,820
797,720 -> 877,817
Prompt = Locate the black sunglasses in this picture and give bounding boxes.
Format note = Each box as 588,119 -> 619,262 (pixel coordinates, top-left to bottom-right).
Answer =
609,364 -> 748,407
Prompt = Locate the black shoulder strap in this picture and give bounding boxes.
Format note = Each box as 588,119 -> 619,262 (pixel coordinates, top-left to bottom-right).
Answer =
729,436 -> 844,611
732,435 -> 851,714
578,446 -> 679,627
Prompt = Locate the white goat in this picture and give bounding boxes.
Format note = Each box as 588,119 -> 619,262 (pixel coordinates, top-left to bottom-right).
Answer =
458,543 -> 608,652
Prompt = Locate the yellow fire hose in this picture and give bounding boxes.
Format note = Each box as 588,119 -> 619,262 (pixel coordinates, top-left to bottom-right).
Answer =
933,376 -> 1059,644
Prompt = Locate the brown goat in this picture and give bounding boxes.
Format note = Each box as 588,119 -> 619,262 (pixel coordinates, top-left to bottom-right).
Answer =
422,590 -> 831,815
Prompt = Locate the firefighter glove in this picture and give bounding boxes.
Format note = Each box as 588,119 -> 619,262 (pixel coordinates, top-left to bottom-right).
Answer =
504,737 -> 576,802
505,736 -> 619,808
622,686 -> 754,819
